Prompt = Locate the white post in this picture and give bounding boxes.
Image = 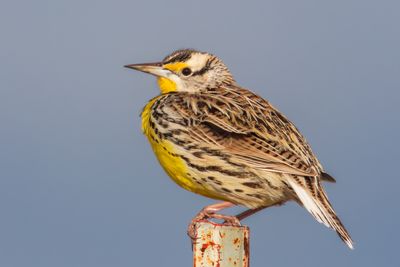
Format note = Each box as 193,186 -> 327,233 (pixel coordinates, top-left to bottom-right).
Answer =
193,221 -> 250,267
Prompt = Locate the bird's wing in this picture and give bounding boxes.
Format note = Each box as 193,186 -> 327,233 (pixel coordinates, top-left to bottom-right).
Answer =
168,86 -> 323,177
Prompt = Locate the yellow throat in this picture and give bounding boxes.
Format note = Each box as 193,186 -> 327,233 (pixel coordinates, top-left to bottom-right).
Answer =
157,77 -> 177,94
157,62 -> 188,94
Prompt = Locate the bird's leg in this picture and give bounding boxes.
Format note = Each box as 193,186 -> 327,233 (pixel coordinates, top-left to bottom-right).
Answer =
187,201 -> 238,244
229,201 -> 285,222
234,206 -> 267,221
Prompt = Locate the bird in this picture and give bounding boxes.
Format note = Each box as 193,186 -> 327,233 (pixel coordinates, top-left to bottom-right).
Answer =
124,49 -> 353,249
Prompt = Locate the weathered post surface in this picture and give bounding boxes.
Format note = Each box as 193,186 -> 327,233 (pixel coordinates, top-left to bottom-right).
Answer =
193,221 -> 249,267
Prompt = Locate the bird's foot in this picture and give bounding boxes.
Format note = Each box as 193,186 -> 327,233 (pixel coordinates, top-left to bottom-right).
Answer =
187,209 -> 209,245
187,209 -> 241,248
208,212 -> 241,226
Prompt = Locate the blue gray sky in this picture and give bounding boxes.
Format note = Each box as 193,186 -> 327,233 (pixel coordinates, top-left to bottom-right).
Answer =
1,0 -> 399,266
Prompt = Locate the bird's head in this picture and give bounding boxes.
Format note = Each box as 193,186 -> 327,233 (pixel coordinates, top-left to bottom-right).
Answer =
125,49 -> 235,93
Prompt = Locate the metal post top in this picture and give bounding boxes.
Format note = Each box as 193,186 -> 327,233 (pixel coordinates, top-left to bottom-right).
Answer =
193,221 -> 249,267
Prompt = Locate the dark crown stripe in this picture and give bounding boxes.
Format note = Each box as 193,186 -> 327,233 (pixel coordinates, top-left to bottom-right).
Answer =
163,49 -> 196,64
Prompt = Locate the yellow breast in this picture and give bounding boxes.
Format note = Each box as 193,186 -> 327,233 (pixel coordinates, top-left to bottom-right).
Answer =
141,96 -> 231,201
141,98 -> 200,193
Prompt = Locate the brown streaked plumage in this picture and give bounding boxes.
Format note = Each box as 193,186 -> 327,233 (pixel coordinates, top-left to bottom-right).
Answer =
125,49 -> 354,249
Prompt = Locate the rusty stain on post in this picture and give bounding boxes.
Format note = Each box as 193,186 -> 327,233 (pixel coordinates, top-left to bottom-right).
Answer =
193,221 -> 249,267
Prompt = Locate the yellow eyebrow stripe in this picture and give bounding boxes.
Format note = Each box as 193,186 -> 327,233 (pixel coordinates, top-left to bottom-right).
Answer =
163,62 -> 187,72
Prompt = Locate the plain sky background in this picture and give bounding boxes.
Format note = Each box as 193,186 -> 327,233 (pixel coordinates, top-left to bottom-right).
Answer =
1,0 -> 399,266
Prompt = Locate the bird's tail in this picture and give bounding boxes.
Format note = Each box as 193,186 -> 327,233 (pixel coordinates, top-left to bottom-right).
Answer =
287,178 -> 354,249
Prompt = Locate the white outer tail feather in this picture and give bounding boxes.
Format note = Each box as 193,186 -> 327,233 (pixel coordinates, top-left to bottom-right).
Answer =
287,179 -> 354,249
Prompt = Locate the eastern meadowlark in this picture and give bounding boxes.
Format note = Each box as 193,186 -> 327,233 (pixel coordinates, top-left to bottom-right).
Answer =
125,49 -> 353,249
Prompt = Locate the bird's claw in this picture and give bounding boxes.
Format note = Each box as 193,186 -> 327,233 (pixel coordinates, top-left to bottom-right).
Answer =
187,209 -> 241,250
222,216 -> 241,226
187,210 -> 208,248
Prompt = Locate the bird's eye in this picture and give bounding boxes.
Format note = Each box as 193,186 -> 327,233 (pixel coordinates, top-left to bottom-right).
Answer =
182,68 -> 192,76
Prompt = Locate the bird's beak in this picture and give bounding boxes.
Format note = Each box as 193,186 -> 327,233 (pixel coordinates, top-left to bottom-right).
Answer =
124,62 -> 171,78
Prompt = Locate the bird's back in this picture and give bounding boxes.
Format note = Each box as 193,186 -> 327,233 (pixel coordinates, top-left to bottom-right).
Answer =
140,86 -> 320,206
